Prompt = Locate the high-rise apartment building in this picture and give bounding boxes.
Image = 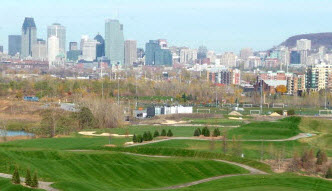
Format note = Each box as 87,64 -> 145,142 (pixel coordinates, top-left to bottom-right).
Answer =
8,35 -> 22,56
220,52 -> 237,67
290,51 -> 301,65
296,39 -> 311,51
21,17 -> 37,58
48,36 -> 60,67
306,62 -> 332,91
48,23 -> 66,54
105,19 -> 124,65
124,40 -> 137,67
94,34 -> 105,58
240,48 -> 253,60
180,48 -> 197,64
145,40 -> 172,66
32,39 -> 47,60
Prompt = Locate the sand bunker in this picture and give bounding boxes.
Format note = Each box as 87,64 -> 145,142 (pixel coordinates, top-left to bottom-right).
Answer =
79,131 -> 133,137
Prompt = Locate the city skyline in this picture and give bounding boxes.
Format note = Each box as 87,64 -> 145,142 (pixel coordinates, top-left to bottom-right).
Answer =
1,0 -> 332,53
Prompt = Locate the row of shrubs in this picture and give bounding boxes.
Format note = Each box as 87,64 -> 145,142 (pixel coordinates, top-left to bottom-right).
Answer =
12,166 -> 38,188
133,129 -> 173,143
194,127 -> 221,137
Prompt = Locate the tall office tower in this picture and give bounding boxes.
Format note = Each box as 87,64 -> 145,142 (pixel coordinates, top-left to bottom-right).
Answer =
296,39 -> 311,51
32,39 -> 47,60
80,35 -> 89,50
197,46 -> 207,59
124,40 -> 137,67
94,34 -> 105,58
145,40 -> 172,66
48,36 -> 60,67
69,42 -> 78,51
0,46 -> 3,53
82,38 -> 99,61
137,48 -> 145,59
47,23 -> 66,54
105,19 -> 124,65
221,52 -> 237,67
8,35 -> 22,56
180,48 -> 197,64
21,17 -> 37,58
240,48 -> 253,60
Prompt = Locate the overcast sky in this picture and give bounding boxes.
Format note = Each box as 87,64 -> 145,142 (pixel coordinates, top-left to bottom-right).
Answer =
1,0 -> 332,53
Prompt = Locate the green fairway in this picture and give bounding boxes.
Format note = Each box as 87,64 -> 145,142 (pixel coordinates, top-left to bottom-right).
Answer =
188,118 -> 244,126
0,149 -> 248,191
135,139 -> 313,159
227,117 -> 301,140
0,177 -> 43,191
1,136 -> 131,150
171,174 -> 332,191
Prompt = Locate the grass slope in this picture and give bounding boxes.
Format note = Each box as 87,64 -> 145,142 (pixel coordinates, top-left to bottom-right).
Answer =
0,177 -> 43,191
171,174 -> 332,191
0,149 -> 248,191
227,117 -> 302,140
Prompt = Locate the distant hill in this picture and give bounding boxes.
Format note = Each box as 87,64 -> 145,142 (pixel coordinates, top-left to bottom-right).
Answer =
279,32 -> 332,50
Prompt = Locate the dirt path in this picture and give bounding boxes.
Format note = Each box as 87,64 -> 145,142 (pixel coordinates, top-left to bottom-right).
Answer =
120,152 -> 267,190
126,133 -> 315,147
0,172 -> 58,191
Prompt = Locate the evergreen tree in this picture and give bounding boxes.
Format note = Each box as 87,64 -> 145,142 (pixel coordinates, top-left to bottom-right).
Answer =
194,128 -> 201,136
143,132 -> 148,141
153,130 -> 160,138
316,150 -> 328,165
213,128 -> 220,137
147,131 -> 153,141
137,135 -> 143,143
326,166 -> 332,179
132,134 -> 137,143
31,172 -> 38,188
167,129 -> 173,137
12,166 -> 20,184
161,129 -> 167,136
25,168 -> 32,186
202,127 -> 210,137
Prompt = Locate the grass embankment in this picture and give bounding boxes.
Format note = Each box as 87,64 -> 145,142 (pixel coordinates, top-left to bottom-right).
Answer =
171,174 -> 332,191
188,118 -> 244,126
227,117 -> 302,140
0,149 -> 247,191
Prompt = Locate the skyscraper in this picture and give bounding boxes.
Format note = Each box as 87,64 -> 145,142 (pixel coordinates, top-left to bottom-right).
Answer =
0,46 -> 3,53
145,40 -> 172,66
94,34 -> 105,58
8,35 -> 21,56
21,17 -> 37,58
69,42 -> 78,51
32,39 -> 47,60
82,38 -> 99,61
105,19 -> 124,65
124,40 -> 137,67
47,23 -> 66,54
48,36 -> 60,67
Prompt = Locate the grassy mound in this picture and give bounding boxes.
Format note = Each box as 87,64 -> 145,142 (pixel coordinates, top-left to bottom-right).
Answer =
171,174 -> 332,191
0,177 -> 43,191
0,149 -> 248,191
227,117 -> 302,140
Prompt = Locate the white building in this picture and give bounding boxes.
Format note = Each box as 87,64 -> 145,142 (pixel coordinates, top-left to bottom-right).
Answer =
82,38 -> 99,61
296,39 -> 311,51
47,23 -> 66,54
32,39 -> 47,60
240,48 -> 253,60
124,40 -> 137,67
48,36 -> 60,67
220,52 -> 237,67
180,48 -> 197,64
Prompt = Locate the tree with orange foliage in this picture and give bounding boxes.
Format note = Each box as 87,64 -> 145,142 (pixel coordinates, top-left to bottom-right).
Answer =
276,85 -> 287,94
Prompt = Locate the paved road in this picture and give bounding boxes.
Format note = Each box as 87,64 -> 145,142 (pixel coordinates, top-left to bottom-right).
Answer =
126,133 -> 315,147
121,152 -> 267,190
0,172 -> 58,191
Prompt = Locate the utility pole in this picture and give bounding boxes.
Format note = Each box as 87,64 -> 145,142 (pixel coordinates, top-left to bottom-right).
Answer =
135,74 -> 138,109
260,77 -> 263,114
117,73 -> 120,105
215,86 -> 218,108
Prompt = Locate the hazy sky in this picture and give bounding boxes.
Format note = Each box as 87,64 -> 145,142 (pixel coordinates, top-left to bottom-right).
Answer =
1,0 -> 332,53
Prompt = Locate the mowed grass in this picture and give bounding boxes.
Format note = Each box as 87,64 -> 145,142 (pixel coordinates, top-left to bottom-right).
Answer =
0,149 -> 248,191
0,177 -> 43,191
227,117 -> 302,140
0,136 -> 131,150
188,118 -> 244,126
170,174 -> 332,191
96,125 -> 232,137
135,139 -> 312,159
